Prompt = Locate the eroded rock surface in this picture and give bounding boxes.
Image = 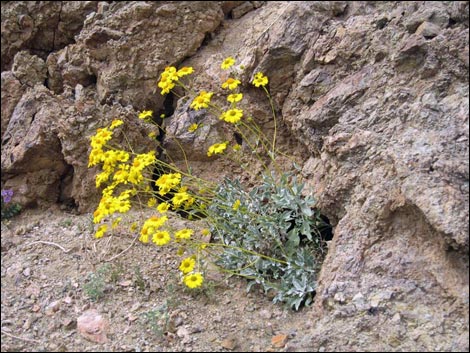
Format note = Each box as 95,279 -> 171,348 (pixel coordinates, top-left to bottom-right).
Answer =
1,1 -> 468,351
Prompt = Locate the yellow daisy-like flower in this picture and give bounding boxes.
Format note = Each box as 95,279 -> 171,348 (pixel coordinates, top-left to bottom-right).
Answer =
160,66 -> 179,82
190,91 -> 213,110
172,191 -> 190,208
222,78 -> 241,90
188,123 -> 199,132
147,198 -> 157,207
232,199 -> 241,211
177,66 -> 194,77
157,202 -> 170,213
160,81 -> 175,95
227,93 -> 243,103
221,57 -> 235,70
207,141 -> 228,157
95,224 -> 108,239
152,230 -> 171,246
175,228 -> 194,241
220,109 -> 243,124
183,272 -> 204,289
139,231 -> 150,243
139,110 -> 153,120
88,148 -> 104,167
110,119 -> 124,129
179,257 -> 196,274
252,72 -> 269,87
90,128 -> 113,149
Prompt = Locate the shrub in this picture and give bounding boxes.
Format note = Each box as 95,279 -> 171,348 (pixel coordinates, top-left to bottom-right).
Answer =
87,57 -> 329,309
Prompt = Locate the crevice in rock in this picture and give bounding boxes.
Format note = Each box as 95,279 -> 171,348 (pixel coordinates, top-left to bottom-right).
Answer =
318,213 -> 334,242
234,132 -> 243,145
51,1 -> 64,52
149,92 -> 206,220
58,163 -> 77,211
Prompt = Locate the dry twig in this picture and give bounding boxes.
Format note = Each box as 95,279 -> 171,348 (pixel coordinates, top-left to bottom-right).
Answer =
26,241 -> 70,253
1,329 -> 41,344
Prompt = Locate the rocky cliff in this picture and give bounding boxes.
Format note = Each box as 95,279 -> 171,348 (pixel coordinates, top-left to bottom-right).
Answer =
1,1 -> 468,351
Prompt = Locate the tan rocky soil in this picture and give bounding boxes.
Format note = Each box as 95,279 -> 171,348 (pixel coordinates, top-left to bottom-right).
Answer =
2,1 -> 469,351
1,208 -> 318,352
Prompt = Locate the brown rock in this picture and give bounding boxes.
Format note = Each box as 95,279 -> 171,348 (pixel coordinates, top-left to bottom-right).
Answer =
415,21 -> 441,39
220,337 -> 237,350
77,309 -> 109,344
271,334 -> 288,348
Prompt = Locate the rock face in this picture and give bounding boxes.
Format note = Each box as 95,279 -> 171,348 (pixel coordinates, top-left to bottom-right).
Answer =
1,1 -> 468,351
1,1 -> 228,210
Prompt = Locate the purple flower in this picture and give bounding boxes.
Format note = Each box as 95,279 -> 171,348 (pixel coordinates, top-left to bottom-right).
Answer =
1,189 -> 13,204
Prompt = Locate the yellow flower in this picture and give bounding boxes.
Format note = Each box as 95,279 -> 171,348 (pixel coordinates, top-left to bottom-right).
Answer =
110,119 -> 124,129
152,230 -> 171,246
177,66 -> 194,77
233,144 -> 241,152
139,110 -> 153,120
252,72 -> 269,87
93,209 -> 103,224
157,202 -> 170,213
220,109 -> 243,124
201,228 -> 211,236
160,114 -> 166,119
147,198 -> 157,207
222,78 -> 241,90
112,217 -> 122,229
88,148 -> 104,167
227,93 -> 243,103
139,232 -> 150,243
183,272 -> 204,288
113,164 -> 129,184
90,128 -> 113,149
190,91 -> 213,110
162,66 -> 178,79
175,228 -> 194,241
159,80 -> 175,95
207,142 -> 228,157
232,199 -> 241,211
172,191 -> 190,208
221,57 -> 235,70
148,131 -> 157,139
155,173 -> 181,191
95,224 -> 108,239
96,170 -> 111,188
179,257 -> 196,274
116,197 -> 131,213
188,123 -> 199,132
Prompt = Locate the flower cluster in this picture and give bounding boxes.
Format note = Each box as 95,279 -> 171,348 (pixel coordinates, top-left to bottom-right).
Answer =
88,110 -> 205,289
87,56 -> 327,304
157,66 -> 194,95
1,189 -> 13,204
1,189 -> 21,220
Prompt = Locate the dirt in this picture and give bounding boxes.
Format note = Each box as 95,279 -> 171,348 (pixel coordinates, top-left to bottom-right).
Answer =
1,207 -> 317,352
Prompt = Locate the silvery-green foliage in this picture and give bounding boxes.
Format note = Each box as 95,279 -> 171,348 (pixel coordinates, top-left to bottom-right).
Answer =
207,173 -> 328,310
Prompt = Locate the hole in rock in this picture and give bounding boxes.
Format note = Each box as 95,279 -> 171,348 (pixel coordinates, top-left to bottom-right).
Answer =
149,93 -> 206,220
